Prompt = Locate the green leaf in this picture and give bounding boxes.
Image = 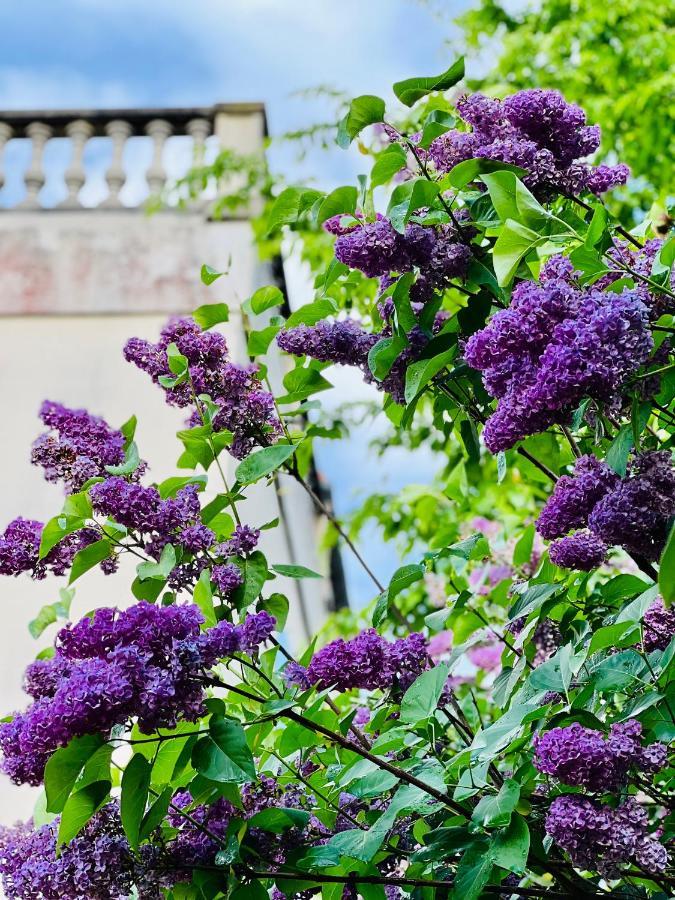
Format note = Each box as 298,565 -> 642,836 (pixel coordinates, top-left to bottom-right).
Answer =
404,348 -> 457,404
105,440 -> 141,476
235,443 -> 297,484
192,717 -> 256,783
121,754 -> 151,850
200,264 -> 223,285
57,780 -> 110,847
400,664 -> 450,724
266,187 -> 323,235
367,335 -> 406,381
443,158 -> 526,191
326,826 -> 388,863
194,569 -> 216,626
28,589 -> 73,639
393,57 -> 465,107
452,842 -> 493,900
271,563 -> 322,579
158,473 -> 208,499
447,533 -> 489,561
262,592 -> 289,631
286,299 -> 336,328
248,324 -> 281,356
230,550 -> 270,608
387,178 -> 440,232
68,539 -> 113,584
373,563 -> 425,626
492,220 -> 544,286
584,204 -> 609,248
136,542 -> 176,581
480,171 -> 548,228
248,807 -> 311,833
337,95 -> 386,148
659,523 -> 675,606
512,525 -> 535,567
371,144 -> 408,188
192,302 -> 229,329
139,787 -> 172,841
605,424 -> 634,476
317,186 -> 358,225
472,778 -> 520,827
245,285 -> 284,316
45,734 -> 105,814
278,366 -> 332,404
491,813 -> 530,873
39,515 -> 84,559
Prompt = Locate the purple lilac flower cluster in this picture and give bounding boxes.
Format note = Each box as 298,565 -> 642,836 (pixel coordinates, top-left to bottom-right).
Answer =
464,261 -> 653,453
643,598 -> 675,652
533,719 -> 667,791
545,795 -> 667,876
0,602 -> 275,785
428,89 -> 629,198
30,401 -> 138,493
124,317 -> 282,459
536,451 -> 675,568
596,238 -> 675,318
277,311 -> 450,405
285,628 -> 427,693
0,518 -> 100,580
331,216 -> 471,297
0,803 -> 141,900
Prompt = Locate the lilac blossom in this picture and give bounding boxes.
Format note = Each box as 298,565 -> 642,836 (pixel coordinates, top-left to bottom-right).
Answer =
0,603 -> 275,785
545,795 -> 667,876
124,317 -> 282,459
285,629 -> 427,694
536,455 -> 619,539
0,518 -> 99,580
533,720 -> 666,791
429,89 -> 628,199
549,531 -> 608,570
642,598 -> 675,652
464,272 -> 652,452
30,401 -> 135,493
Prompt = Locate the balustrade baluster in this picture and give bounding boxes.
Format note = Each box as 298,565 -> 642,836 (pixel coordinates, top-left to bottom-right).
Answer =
100,119 -> 132,208
19,122 -> 52,209
145,119 -> 172,196
186,117 -> 210,165
60,119 -> 94,209
0,123 -> 12,199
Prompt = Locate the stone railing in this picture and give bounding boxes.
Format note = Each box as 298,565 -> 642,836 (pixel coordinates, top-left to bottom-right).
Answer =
0,103 -> 266,211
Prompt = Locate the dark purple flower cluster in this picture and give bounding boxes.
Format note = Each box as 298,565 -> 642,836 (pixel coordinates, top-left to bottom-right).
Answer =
277,311 -> 450,405
0,803 -> 139,900
643,598 -> 675,653
124,317 -> 282,459
588,451 -> 675,562
0,602 -> 275,785
536,456 -> 618,539
533,719 -> 667,791
285,628 -> 427,693
539,451 -> 675,568
332,218 -> 471,295
30,401 -> 136,493
464,269 -> 653,452
545,795 -> 668,876
428,89 -> 629,198
0,517 -> 99,580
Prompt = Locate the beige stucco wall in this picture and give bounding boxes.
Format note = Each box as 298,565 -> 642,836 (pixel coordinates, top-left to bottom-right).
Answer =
0,210 -> 330,825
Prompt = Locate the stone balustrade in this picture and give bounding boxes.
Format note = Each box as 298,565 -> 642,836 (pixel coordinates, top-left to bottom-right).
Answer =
0,103 -> 266,211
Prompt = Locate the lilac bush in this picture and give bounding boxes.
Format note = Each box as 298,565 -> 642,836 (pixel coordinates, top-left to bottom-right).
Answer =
0,61 -> 672,900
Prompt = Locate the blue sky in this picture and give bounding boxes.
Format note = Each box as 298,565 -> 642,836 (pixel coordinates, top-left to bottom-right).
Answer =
0,0 -> 469,607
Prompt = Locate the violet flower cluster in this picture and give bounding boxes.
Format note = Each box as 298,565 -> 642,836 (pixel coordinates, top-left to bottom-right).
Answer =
331,215 -> 471,299
124,317 -> 282,459
0,803 -> 141,900
545,795 -> 668,876
536,451 -> 675,568
0,517 -> 100,580
464,259 -> 653,453
533,719 -> 667,791
284,628 -> 427,693
0,602 -> 275,785
30,401 -> 138,494
643,597 -> 675,653
277,310 -> 450,405
427,89 -> 629,198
